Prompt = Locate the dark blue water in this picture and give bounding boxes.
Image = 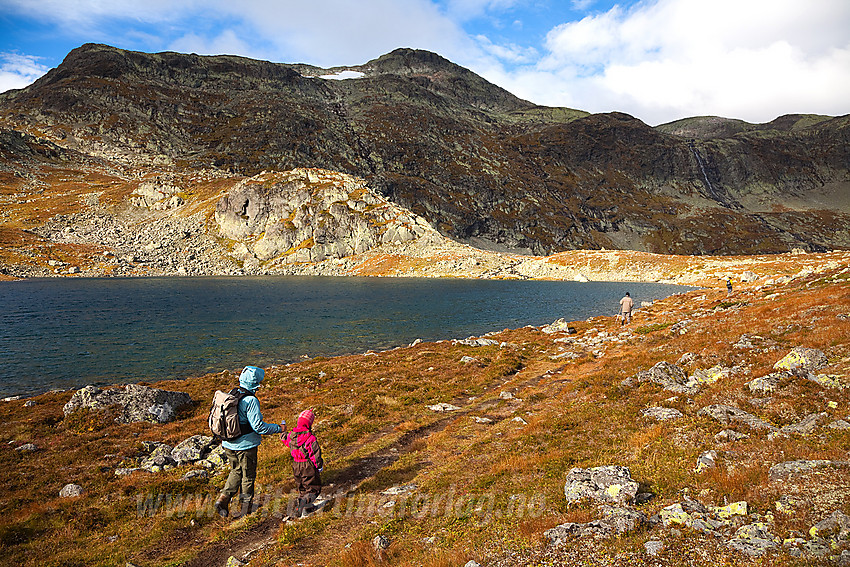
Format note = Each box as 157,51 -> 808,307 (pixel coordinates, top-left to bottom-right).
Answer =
0,277 -> 690,396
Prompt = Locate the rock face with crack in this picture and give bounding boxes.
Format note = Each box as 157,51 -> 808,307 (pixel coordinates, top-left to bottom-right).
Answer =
214,169 -> 440,264
63,384 -> 192,424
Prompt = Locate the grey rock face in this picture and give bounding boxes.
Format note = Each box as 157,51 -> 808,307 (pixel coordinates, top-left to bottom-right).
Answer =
698,404 -> 776,431
641,407 -> 683,421
563,465 -> 639,506
773,347 -> 828,372
214,169 -> 438,266
545,506 -> 648,542
63,384 -> 192,424
59,483 -> 84,498
768,459 -> 837,481
171,435 -> 215,465
632,361 -> 696,394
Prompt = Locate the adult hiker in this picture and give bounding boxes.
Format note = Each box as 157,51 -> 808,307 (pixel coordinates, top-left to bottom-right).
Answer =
726,278 -> 733,294
619,292 -> 634,325
214,366 -> 283,518
284,408 -> 325,518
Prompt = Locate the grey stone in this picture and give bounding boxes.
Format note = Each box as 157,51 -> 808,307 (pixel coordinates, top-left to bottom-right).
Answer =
23,400 -> 36,407
746,372 -> 790,393
427,402 -> 461,412
810,510 -> 850,540
563,465 -> 639,506
544,506 -> 648,541
773,346 -> 828,372
372,535 -> 390,550
694,450 -> 717,473
115,467 -> 144,476
644,539 -> 664,556
63,384 -> 192,424
171,435 -> 215,465
641,407 -> 682,421
698,404 -> 776,431
181,469 -> 210,481
59,483 -> 84,498
768,459 -> 836,481
14,443 -> 38,452
829,419 -> 850,429
727,523 -> 779,556
632,361 -> 696,394
714,429 -> 748,442
780,412 -> 827,436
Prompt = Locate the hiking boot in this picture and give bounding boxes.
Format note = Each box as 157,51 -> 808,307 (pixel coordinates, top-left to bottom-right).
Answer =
214,494 -> 231,518
236,496 -> 254,517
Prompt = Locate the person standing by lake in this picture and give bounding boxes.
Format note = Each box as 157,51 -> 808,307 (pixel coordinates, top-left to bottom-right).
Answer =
619,292 -> 634,325
214,366 -> 284,518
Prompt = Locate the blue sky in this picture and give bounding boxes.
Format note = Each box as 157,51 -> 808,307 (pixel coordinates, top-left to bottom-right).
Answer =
1,0 -> 848,125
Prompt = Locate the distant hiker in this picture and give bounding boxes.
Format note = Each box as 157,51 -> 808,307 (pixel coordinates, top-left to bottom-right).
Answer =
726,278 -> 733,294
619,292 -> 634,325
284,408 -> 325,518
214,366 -> 284,518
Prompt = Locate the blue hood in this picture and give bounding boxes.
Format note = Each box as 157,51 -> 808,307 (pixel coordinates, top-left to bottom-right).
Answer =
239,366 -> 265,391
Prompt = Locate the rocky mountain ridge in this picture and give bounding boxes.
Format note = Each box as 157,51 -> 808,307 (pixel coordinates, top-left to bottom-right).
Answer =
1,43 -> 848,262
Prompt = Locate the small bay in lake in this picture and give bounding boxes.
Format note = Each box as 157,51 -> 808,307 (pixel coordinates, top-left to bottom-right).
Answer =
0,276 -> 691,396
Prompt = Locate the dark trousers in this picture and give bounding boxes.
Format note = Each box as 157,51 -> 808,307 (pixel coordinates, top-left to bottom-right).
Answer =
292,460 -> 322,514
222,446 -> 258,499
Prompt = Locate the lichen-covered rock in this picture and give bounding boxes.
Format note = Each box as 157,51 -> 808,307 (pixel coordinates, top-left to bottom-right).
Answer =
779,412 -> 827,436
773,347 -> 828,372
542,318 -> 572,334
63,384 -> 192,424
728,523 -> 780,556
768,459 -> 836,481
698,404 -> 776,431
544,506 -> 648,542
689,365 -> 730,386
694,450 -> 717,473
563,465 -> 639,506
714,429 -> 748,442
746,371 -> 790,393
140,442 -> 176,472
171,435 -> 215,465
632,361 -> 696,394
59,483 -> 84,498
641,407 -> 683,421
809,510 -> 850,540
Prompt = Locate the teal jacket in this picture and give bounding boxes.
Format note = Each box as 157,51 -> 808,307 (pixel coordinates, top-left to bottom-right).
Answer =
221,365 -> 282,451
221,394 -> 282,451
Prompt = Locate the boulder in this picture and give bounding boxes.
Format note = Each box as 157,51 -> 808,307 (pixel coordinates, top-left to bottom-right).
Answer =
641,407 -> 683,421
698,404 -> 776,431
59,483 -> 84,498
714,429 -> 748,442
545,506 -> 648,542
768,459 -> 836,481
427,402 -> 461,412
688,365 -> 730,386
63,384 -> 192,424
809,510 -> 850,540
746,372 -> 790,393
779,412 -> 827,436
694,450 -> 717,473
171,435 -> 215,465
632,361 -> 696,394
727,523 -> 780,556
563,465 -> 639,506
773,347 -> 828,373
542,318 -> 572,334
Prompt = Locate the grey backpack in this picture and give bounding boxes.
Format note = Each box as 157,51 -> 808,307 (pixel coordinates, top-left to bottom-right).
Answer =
208,387 -> 254,441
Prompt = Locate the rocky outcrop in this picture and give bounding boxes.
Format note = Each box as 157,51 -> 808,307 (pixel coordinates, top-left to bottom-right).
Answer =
214,169 -> 440,265
563,465 -> 639,506
63,384 -> 192,424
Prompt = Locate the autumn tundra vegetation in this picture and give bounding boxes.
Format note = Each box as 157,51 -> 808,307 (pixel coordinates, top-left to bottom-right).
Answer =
1,254 -> 849,567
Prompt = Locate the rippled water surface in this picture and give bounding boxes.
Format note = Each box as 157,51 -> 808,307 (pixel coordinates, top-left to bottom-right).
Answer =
0,276 -> 690,396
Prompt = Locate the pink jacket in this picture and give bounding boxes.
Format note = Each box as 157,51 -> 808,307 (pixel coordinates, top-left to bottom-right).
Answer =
284,424 -> 323,469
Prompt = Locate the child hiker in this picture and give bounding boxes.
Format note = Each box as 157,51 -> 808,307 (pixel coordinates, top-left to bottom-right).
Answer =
283,408 -> 324,518
214,366 -> 284,518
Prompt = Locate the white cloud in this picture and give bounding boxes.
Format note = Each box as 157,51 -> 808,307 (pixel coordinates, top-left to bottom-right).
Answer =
512,0 -> 850,124
0,53 -> 50,93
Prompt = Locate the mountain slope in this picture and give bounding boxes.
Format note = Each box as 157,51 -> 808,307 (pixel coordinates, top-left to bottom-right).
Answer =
1,43 -> 849,257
